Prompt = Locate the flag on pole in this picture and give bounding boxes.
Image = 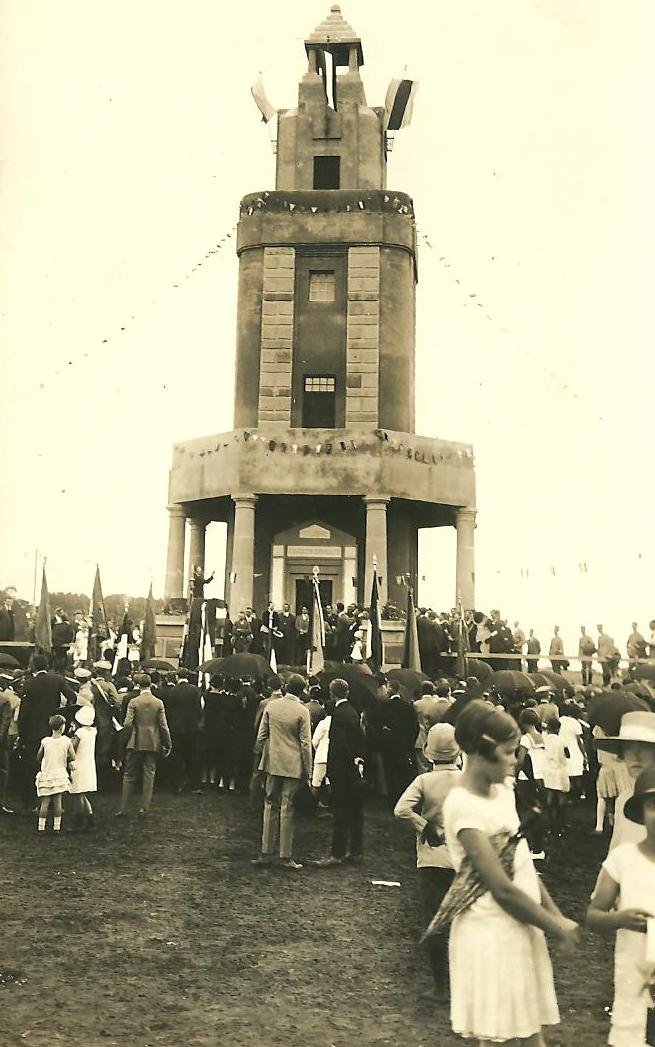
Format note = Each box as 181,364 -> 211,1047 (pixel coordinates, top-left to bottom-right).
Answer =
307,568 -> 325,676
401,584 -> 422,671
140,583 -> 157,662
367,565 -> 383,673
90,565 -> 109,664
35,565 -> 52,653
384,78 -> 418,131
251,76 -> 276,123
455,603 -> 470,680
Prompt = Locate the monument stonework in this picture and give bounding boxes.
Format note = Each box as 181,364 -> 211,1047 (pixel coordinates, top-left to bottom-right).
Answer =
164,6 -> 476,619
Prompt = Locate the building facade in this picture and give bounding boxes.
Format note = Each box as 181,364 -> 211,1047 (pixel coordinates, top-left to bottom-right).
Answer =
164,6 -> 476,618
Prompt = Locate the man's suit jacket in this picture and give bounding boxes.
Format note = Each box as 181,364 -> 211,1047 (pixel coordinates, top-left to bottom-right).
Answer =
327,699 -> 364,788
166,681 -> 202,734
123,690 -> 172,753
0,606 -> 15,642
254,693 -> 312,780
18,671 -> 75,742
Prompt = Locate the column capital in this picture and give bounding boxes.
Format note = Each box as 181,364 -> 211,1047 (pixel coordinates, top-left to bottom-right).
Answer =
188,515 -> 210,530
456,506 -> 477,521
232,493 -> 258,509
364,494 -> 390,507
167,504 -> 187,519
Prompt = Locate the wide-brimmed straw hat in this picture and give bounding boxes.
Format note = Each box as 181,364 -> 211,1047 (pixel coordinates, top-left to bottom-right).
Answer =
75,705 -> 96,726
74,667 -> 92,680
624,767 -> 655,825
425,722 -> 460,763
595,711 -> 655,753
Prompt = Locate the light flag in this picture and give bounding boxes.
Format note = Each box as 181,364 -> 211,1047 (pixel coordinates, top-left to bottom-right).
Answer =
384,78 -> 418,131
251,76 -> 276,123
307,569 -> 325,676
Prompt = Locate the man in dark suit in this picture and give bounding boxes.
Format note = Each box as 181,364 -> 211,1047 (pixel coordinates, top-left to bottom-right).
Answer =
17,655 -> 76,809
277,603 -> 296,665
166,672 -> 202,792
311,678 -> 366,867
377,685 -> 419,805
0,594 -> 16,642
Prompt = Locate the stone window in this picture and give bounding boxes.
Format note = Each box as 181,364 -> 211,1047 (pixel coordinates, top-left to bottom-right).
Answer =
303,375 -> 336,427
313,155 -> 340,189
308,270 -> 336,302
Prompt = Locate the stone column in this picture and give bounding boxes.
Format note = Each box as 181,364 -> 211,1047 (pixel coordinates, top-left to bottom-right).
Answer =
230,494 -> 257,615
164,506 -> 187,601
188,517 -> 207,577
364,495 -> 389,607
455,507 -> 476,610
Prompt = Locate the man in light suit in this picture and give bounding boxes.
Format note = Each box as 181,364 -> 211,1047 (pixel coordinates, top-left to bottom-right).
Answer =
252,673 -> 312,869
116,673 -> 172,816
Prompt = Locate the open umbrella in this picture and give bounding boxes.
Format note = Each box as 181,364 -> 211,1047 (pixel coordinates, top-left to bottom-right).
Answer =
0,653 -> 21,669
529,672 -> 556,691
538,669 -> 574,697
635,663 -> 655,684
387,668 -> 430,696
317,663 -> 379,712
465,658 -> 493,685
624,681 -> 654,702
587,690 -> 650,735
142,658 -> 177,672
488,670 -> 535,697
201,652 -> 271,680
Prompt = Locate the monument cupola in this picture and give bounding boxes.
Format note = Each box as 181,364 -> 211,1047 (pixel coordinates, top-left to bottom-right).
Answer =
165,7 -> 476,638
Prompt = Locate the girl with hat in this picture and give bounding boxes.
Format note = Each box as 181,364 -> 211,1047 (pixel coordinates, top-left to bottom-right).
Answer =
595,713 -> 655,851
70,705 -> 97,830
588,766 -> 655,1046
394,722 -> 462,999
441,700 -> 578,1045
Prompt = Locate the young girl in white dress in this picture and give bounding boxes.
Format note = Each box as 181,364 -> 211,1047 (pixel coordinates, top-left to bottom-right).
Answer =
543,718 -> 570,836
443,699 -> 579,1046
36,714 -> 76,833
70,705 -> 98,829
588,766 -> 655,1046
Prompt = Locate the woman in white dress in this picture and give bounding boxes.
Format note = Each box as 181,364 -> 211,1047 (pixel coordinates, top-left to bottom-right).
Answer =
443,700 -> 579,1045
70,705 -> 97,829
559,702 -> 587,800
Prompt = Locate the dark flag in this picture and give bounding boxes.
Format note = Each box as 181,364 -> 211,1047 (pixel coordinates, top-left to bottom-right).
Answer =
90,565 -> 109,664
35,565 -> 52,653
401,584 -> 422,671
384,78 -> 418,131
140,583 -> 157,662
367,567 -> 383,673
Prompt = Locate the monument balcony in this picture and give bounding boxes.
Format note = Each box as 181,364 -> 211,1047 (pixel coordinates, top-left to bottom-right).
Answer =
236,189 -> 417,260
168,426 -> 475,515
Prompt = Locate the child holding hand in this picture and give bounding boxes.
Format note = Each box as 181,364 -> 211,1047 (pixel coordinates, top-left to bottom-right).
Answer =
35,714 -> 76,834
588,766 -> 655,1047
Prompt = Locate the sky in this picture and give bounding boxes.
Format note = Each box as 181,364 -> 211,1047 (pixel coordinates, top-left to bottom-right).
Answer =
1,0 -> 654,653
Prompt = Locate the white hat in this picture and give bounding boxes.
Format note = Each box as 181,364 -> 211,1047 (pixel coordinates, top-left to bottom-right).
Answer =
595,712 -> 655,752
425,723 -> 460,763
74,667 -> 92,680
93,660 -> 112,671
75,705 -> 96,726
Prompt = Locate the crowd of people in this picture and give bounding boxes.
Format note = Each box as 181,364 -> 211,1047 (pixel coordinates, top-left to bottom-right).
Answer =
2,595 -> 655,1046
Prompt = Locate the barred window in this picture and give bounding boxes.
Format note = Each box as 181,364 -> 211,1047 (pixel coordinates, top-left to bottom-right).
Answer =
304,376 -> 335,393
309,270 -> 336,302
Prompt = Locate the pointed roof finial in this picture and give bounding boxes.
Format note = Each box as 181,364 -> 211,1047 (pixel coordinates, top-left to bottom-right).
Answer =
306,5 -> 363,66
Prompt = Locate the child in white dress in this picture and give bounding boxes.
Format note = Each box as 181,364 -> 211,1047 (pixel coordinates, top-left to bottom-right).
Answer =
442,699 -> 579,1046
70,705 -> 98,830
36,714 -> 76,833
588,766 -> 655,1047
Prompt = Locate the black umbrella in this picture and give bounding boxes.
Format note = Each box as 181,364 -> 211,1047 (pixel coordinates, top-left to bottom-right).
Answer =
0,653 -> 21,669
465,658 -> 494,685
488,670 -> 535,697
587,690 -> 650,735
317,663 -> 379,712
387,668 -> 430,696
142,658 -> 177,672
635,664 -> 655,684
201,652 -> 272,680
538,669 -> 574,697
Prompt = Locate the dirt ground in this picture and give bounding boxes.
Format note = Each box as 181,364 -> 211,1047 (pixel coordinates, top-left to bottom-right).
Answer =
0,783 -> 615,1047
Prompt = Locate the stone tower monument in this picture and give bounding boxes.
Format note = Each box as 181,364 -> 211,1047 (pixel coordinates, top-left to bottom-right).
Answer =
164,6 -> 476,631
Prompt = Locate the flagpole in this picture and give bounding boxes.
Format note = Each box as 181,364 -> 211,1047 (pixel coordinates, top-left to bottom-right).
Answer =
32,548 -> 38,610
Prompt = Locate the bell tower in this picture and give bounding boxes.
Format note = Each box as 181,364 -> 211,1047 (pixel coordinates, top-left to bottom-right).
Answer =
165,7 -> 476,655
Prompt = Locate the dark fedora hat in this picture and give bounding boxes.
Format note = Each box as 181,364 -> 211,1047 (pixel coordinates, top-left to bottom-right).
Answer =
624,767 -> 655,825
